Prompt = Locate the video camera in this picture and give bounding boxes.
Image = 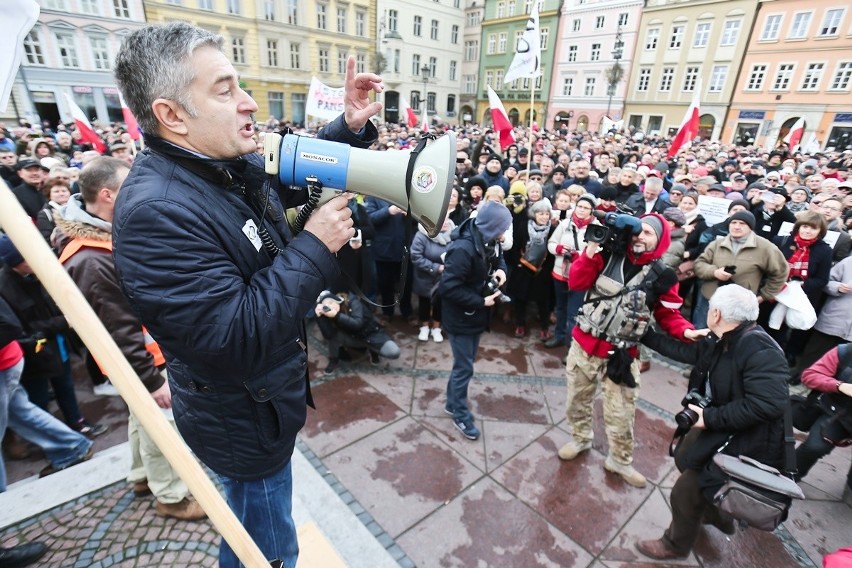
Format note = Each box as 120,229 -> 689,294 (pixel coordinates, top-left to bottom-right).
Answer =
584,206 -> 643,253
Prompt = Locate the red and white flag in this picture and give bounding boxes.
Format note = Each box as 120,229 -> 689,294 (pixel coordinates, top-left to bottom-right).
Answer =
63,93 -> 106,153
486,86 -> 515,150
399,94 -> 418,128
783,117 -> 805,149
119,92 -> 142,141
666,84 -> 701,159
421,111 -> 429,133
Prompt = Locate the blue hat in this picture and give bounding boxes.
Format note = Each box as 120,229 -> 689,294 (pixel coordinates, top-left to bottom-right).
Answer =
475,201 -> 512,241
0,235 -> 25,267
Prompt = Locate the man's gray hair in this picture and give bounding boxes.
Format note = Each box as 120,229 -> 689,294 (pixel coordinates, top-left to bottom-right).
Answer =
114,23 -> 223,136
644,176 -> 663,191
79,156 -> 130,204
708,284 -> 759,323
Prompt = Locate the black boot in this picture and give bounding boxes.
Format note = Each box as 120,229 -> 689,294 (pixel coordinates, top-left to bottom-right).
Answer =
324,358 -> 339,376
0,541 -> 49,568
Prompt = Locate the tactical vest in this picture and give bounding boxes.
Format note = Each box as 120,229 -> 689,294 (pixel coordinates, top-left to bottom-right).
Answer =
576,254 -> 658,348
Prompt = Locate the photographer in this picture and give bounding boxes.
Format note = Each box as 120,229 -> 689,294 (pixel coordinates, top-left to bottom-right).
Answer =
438,202 -> 511,441
314,290 -> 400,374
557,212 -> 699,488
635,285 -> 788,560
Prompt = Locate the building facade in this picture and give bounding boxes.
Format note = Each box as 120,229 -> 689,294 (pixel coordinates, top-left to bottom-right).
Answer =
724,0 -> 852,151
459,0 -> 484,125
549,0 -> 643,132
622,0 -> 759,141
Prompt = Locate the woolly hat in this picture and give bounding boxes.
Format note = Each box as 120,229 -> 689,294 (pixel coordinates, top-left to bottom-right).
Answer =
486,153 -> 502,164
576,193 -> 598,210
790,186 -> 811,200
729,210 -> 756,230
552,165 -> 567,175
662,207 -> 686,227
508,180 -> 527,197
642,215 -> 664,241
653,161 -> 670,173
0,235 -> 25,267
466,176 -> 489,193
728,199 -> 750,212
707,184 -> 728,195
475,201 -> 512,241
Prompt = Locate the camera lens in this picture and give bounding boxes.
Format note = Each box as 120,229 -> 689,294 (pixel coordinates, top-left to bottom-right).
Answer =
675,407 -> 698,428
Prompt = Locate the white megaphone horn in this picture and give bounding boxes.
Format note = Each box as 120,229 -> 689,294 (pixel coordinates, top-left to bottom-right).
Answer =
262,131 -> 456,238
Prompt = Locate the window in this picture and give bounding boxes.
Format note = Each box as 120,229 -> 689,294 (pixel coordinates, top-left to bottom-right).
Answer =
290,43 -> 301,69
261,0 -> 275,19
355,10 -> 365,36
431,20 -> 439,40
412,54 -> 421,76
596,16 -> 605,29
411,90 -> 421,109
499,32 -> 507,53
356,53 -> 366,73
318,48 -> 329,72
227,0 -> 240,15
819,9 -> 843,36
90,36 -> 109,70
761,14 -> 782,40
113,0 -> 129,18
670,25 -> 684,48
427,92 -> 436,113
618,13 -> 628,26
683,66 -> 699,91
393,49 -> 400,73
337,49 -> 347,74
830,62 -> 852,90
746,64 -> 767,90
464,74 -> 476,95
590,43 -> 600,61
638,68 -> 651,91
645,28 -> 659,50
584,77 -> 596,97
414,16 -> 422,37
694,23 -> 711,47
287,0 -> 298,24
573,19 -> 581,32
773,64 -> 794,90
55,32 -> 79,68
525,0 -> 533,13
720,19 -> 741,46
497,1 -> 504,18
659,67 -> 674,91
451,25 -> 459,44
568,45 -> 577,62
44,0 -> 66,8
464,40 -> 478,61
709,65 -> 727,92
496,69 -> 504,85
429,57 -> 437,77
267,40 -> 279,67
337,7 -> 346,33
316,4 -> 327,29
80,0 -> 99,15
231,37 -> 245,64
800,63 -> 824,90
23,31 -> 44,65
487,34 -> 496,54
508,0 -> 516,16
789,12 -> 812,39
466,11 -> 479,27
562,77 -> 573,96
447,94 -> 455,114
199,0 -> 212,9
449,60 -> 457,81
268,92 -> 283,120
540,28 -> 549,50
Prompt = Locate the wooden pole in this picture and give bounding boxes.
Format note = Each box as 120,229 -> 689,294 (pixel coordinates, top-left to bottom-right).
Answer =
0,182 -> 271,568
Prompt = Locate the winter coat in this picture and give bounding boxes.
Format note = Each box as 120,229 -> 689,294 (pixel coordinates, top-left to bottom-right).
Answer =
625,193 -> 672,215
814,256 -> 852,341
751,203 -> 796,241
547,217 -> 597,283
773,234 -> 832,309
315,292 -> 390,351
661,227 -> 686,269
694,231 -> 789,301
410,227 -> 451,298
112,114 -> 375,481
365,196 -> 410,262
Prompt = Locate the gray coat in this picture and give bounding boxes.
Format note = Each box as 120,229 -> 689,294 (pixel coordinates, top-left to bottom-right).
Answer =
411,229 -> 451,298
815,256 -> 852,341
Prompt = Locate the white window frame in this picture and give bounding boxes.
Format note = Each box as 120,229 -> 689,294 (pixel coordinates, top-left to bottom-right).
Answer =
637,68 -> 651,91
659,67 -> 674,91
788,11 -> 812,39
772,63 -> 795,90
693,22 -> 711,48
761,14 -> 782,40
800,62 -> 824,91
708,65 -> 728,92
829,61 -> 852,91
670,25 -> 684,49
746,64 -> 767,91
819,9 -> 843,36
720,19 -> 741,46
645,28 -> 659,50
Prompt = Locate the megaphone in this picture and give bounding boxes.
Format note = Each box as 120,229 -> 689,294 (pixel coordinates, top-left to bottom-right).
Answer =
262,130 -> 455,237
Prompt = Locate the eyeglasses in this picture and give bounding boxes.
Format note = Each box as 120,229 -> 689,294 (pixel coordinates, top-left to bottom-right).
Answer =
670,191 -> 683,196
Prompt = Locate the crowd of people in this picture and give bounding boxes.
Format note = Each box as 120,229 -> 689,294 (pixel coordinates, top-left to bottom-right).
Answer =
1,23 -> 852,563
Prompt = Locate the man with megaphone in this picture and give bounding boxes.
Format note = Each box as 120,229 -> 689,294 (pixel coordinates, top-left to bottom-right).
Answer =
111,22 -> 383,568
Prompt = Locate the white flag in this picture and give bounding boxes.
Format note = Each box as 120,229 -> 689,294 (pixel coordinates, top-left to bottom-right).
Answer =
504,2 -> 541,84
0,0 -> 39,113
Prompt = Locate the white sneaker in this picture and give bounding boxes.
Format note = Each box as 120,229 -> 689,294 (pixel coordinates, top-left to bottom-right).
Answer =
418,326 -> 430,341
431,327 -> 444,343
93,382 -> 120,397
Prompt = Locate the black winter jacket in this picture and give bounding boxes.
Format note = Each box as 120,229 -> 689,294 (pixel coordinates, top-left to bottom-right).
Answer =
113,115 -> 376,480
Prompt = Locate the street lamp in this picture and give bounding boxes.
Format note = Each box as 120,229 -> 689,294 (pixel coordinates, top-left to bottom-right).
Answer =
606,26 -> 624,119
420,64 -> 431,118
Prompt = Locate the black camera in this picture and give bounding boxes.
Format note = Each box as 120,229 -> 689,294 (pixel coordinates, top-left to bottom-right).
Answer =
584,206 -> 642,253
504,194 -> 526,207
675,389 -> 712,429
483,276 -> 511,303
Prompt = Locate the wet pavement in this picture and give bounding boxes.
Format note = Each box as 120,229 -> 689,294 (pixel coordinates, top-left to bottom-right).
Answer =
1,315 -> 850,567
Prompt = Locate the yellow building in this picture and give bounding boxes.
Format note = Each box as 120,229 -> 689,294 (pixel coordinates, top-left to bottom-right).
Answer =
143,0 -> 375,126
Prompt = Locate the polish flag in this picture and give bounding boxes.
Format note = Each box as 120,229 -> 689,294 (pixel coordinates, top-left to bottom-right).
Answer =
666,84 -> 701,159
486,86 -> 515,150
783,117 -> 805,149
399,94 -> 418,128
119,92 -> 142,141
63,93 -> 106,153
421,111 -> 429,133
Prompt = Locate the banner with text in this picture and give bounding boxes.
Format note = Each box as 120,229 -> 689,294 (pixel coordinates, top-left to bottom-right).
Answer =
305,77 -> 345,122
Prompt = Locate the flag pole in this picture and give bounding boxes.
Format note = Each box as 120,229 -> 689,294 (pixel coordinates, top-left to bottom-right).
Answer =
526,80 -> 536,180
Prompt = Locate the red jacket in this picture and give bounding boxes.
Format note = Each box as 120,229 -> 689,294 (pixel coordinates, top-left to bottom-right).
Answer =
801,347 -> 847,394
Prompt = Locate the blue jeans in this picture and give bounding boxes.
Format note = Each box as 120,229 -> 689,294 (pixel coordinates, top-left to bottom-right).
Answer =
218,462 -> 298,568
23,360 -> 83,425
0,359 -> 92,492
446,333 -> 481,423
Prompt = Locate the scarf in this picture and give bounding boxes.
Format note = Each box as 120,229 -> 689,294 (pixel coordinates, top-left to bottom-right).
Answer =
523,220 -> 550,267
788,234 -> 817,280
683,208 -> 699,224
571,212 -> 592,229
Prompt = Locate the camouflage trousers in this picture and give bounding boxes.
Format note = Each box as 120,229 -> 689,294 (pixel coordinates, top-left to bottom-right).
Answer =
564,342 -> 640,465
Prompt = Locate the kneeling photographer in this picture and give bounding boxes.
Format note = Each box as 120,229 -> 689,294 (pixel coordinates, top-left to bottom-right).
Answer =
557,210 -> 699,489
635,284 -> 789,560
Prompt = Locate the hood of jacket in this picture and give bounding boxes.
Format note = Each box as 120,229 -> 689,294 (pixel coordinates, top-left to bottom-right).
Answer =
54,194 -> 112,242
628,212 -> 671,265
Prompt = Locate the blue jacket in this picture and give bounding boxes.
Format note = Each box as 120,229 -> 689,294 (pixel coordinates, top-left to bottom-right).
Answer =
113,115 -> 376,480
365,196 -> 409,262
438,218 -> 507,335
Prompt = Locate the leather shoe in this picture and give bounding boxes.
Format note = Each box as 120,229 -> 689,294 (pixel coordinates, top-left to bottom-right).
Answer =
638,360 -> 651,373
635,538 -> 687,560
38,446 -> 94,478
0,541 -> 48,567
543,337 -> 563,349
132,479 -> 151,496
155,497 -> 207,521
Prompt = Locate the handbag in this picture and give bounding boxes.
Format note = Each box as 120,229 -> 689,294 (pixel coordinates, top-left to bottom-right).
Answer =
711,403 -> 805,531
790,390 -> 825,431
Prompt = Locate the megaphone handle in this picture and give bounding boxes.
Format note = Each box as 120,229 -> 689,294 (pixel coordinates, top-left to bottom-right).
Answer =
292,176 -> 324,236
